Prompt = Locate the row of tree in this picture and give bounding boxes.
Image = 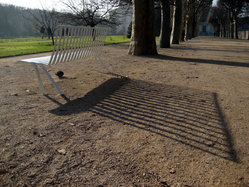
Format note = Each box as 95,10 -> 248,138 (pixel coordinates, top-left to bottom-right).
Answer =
0,4 -> 36,37
1,0 -> 248,56
24,0 -> 214,55
210,0 -> 249,39
128,0 -> 213,55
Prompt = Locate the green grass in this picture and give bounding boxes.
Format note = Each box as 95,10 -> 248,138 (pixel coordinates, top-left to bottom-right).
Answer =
105,35 -> 130,45
0,35 -> 130,58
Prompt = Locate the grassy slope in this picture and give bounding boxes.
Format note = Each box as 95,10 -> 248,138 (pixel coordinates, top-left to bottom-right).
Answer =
0,36 -> 130,58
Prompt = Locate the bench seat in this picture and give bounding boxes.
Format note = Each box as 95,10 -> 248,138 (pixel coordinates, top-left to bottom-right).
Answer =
20,56 -> 51,65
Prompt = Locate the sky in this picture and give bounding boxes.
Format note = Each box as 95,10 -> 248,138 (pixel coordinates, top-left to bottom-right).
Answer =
0,0 -> 218,10
0,0 -> 64,10
212,0 -> 218,6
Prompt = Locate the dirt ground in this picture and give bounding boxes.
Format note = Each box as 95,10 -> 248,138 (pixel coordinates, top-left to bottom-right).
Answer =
0,37 -> 249,186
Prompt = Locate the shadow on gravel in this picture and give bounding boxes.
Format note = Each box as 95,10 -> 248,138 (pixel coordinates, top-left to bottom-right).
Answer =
50,78 -> 238,162
151,54 -> 249,68
171,46 -> 249,54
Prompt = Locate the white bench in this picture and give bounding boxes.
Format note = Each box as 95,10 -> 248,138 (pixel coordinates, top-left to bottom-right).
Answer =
20,25 -> 113,97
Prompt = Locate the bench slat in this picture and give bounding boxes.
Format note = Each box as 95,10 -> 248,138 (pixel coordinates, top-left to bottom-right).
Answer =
20,25 -> 109,66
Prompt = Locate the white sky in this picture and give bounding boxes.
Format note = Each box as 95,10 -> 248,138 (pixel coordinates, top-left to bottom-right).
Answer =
0,0 -> 65,10
212,0 -> 218,6
0,0 -> 219,10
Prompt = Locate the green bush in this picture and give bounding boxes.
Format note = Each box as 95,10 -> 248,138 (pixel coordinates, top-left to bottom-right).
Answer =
127,22 -> 132,38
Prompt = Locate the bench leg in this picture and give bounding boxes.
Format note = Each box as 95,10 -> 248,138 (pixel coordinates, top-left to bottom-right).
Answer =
95,55 -> 111,74
40,65 -> 63,96
32,63 -> 46,95
95,55 -> 125,78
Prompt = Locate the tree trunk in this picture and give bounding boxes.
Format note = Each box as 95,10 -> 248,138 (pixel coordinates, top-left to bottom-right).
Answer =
186,14 -> 193,40
128,0 -> 157,55
230,22 -> 234,39
160,0 -> 171,48
51,33 -> 55,46
229,11 -> 234,39
192,16 -> 197,38
234,17 -> 238,39
184,19 -> 188,41
172,0 -> 182,44
170,3 -> 176,44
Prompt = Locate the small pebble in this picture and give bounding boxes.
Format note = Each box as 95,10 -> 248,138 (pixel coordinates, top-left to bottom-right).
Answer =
39,134 -> 45,137
10,93 -> 18,96
169,168 -> 176,174
58,149 -> 66,155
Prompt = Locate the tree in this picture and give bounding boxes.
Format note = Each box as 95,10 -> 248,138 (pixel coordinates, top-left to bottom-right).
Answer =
128,0 -> 157,55
26,8 -> 60,45
0,4 -> 36,37
209,4 -> 230,37
159,0 -> 171,48
172,0 -> 183,44
185,0 -> 213,39
127,21 -> 132,38
62,0 -> 131,27
219,0 -> 249,39
158,0 -> 185,47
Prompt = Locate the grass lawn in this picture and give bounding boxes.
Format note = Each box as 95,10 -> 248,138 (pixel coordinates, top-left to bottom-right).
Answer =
0,36 -> 130,58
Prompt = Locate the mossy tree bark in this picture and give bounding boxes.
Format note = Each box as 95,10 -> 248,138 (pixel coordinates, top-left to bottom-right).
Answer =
128,0 -> 157,55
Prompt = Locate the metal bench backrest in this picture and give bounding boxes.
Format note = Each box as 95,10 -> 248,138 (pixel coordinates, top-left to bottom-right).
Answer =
48,25 -> 109,65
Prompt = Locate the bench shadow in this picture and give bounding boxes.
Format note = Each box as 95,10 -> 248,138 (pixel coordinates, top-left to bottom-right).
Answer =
49,78 -> 238,162
151,54 -> 249,68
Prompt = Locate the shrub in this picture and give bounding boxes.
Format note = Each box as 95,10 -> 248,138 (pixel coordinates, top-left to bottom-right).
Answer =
127,21 -> 132,38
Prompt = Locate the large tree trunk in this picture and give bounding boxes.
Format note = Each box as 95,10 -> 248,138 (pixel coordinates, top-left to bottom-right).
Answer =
128,0 -> 157,55
172,0 -> 183,44
160,0 -> 171,48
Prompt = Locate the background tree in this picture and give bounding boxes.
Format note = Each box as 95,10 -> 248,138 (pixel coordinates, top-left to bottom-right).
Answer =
26,8 -> 60,45
127,21 -> 132,38
61,0 -> 131,27
209,3 -> 229,37
128,0 -> 157,55
219,0 -> 249,39
0,4 -> 36,37
185,0 -> 213,39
